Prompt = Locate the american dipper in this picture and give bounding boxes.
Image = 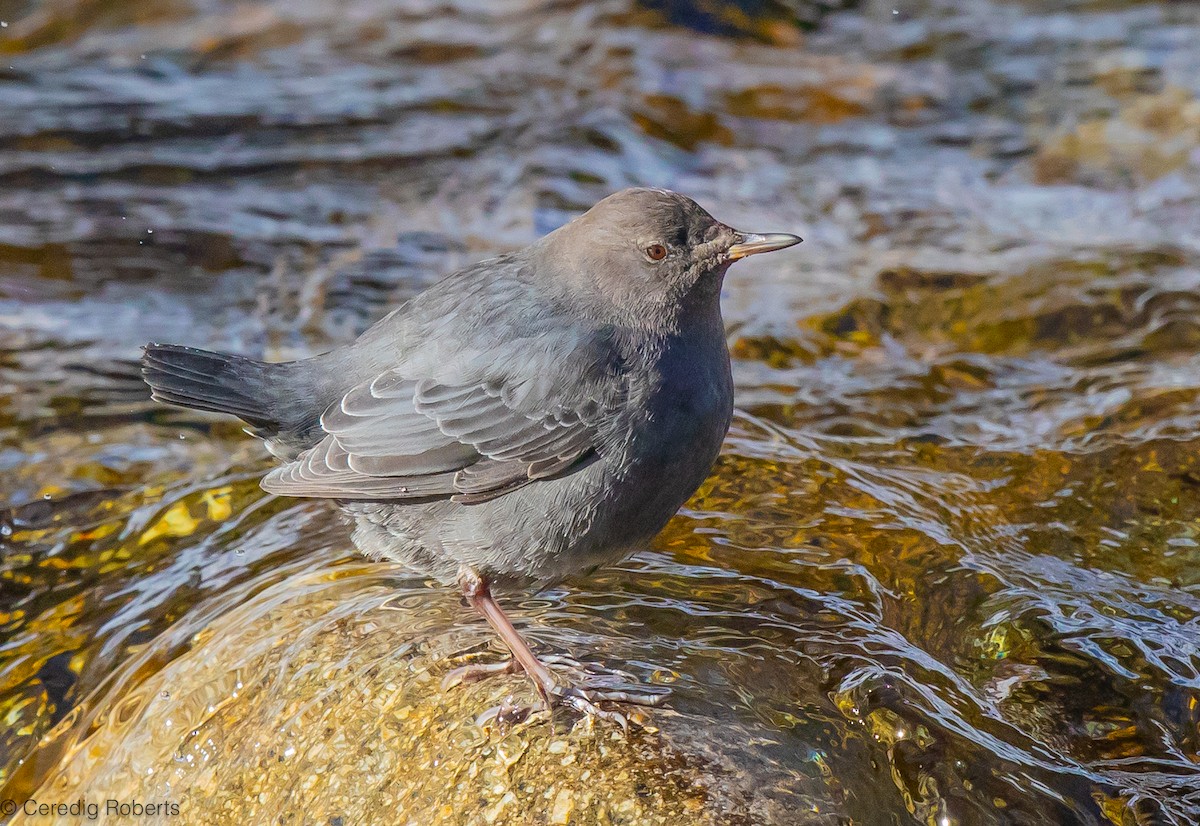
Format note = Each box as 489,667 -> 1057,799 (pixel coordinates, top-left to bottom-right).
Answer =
142,188 -> 800,723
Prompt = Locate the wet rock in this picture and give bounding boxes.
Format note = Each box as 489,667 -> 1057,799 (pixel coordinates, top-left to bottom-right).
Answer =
11,568 -> 817,825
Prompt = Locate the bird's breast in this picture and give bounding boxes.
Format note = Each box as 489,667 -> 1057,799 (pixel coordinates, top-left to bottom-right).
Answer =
640,345 -> 732,467
603,328 -> 734,533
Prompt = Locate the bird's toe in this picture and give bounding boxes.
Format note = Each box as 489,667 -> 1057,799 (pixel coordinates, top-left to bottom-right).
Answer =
440,657 -> 520,691
474,700 -> 535,728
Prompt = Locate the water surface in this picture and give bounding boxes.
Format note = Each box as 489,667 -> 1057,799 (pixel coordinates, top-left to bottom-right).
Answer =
2,0 -> 1200,823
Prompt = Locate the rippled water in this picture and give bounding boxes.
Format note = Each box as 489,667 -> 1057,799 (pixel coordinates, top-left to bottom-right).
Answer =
2,0 -> 1200,823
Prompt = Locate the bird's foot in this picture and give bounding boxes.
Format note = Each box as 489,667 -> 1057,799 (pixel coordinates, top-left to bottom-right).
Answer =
454,570 -> 666,732
473,699 -> 534,728
442,653 -> 668,731
531,657 -> 670,732
440,657 -> 521,691
542,680 -> 666,732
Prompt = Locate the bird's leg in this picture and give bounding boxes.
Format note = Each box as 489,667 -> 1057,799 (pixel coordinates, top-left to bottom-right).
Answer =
455,568 -> 666,729
458,568 -> 559,704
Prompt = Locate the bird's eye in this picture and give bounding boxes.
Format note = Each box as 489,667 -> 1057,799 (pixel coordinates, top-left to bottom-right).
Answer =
645,244 -> 668,261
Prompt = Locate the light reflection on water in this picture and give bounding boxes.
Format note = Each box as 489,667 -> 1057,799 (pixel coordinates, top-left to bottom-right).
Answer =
2,0 -> 1200,823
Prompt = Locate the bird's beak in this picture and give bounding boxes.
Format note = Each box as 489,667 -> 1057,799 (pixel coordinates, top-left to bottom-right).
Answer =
727,232 -> 803,260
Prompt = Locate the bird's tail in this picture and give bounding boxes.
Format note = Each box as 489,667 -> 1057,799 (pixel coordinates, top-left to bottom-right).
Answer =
141,343 -> 288,436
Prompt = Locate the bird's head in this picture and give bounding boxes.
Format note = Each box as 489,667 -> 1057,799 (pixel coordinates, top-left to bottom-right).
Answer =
537,187 -> 801,330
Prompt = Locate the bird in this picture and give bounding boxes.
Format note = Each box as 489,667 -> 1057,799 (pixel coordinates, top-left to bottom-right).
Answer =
141,187 -> 801,724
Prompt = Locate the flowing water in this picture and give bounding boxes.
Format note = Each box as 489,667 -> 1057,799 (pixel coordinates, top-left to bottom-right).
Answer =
2,0 -> 1200,823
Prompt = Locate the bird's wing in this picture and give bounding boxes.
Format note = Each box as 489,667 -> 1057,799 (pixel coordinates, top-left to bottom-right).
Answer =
261,332 -> 626,503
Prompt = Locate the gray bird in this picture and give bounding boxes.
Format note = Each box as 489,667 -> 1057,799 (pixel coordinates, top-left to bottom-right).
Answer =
142,188 -> 800,722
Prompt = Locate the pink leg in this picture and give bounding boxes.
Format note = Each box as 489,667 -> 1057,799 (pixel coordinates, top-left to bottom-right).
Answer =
456,567 -> 667,728
458,568 -> 559,704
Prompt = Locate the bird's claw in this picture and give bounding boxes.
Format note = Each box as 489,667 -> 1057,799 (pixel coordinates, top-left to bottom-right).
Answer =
545,683 -> 664,731
554,686 -> 632,731
474,700 -> 534,728
440,657 -> 521,691
442,652 -> 667,730
538,671 -> 668,731
540,654 -> 640,684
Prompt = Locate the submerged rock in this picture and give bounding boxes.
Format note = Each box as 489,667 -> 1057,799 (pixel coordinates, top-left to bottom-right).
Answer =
13,566 -> 815,826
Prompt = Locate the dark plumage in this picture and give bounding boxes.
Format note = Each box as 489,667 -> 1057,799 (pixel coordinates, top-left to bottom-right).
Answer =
142,187 -> 800,723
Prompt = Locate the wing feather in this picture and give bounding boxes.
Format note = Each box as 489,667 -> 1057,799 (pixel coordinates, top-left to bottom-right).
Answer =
260,347 -> 623,502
